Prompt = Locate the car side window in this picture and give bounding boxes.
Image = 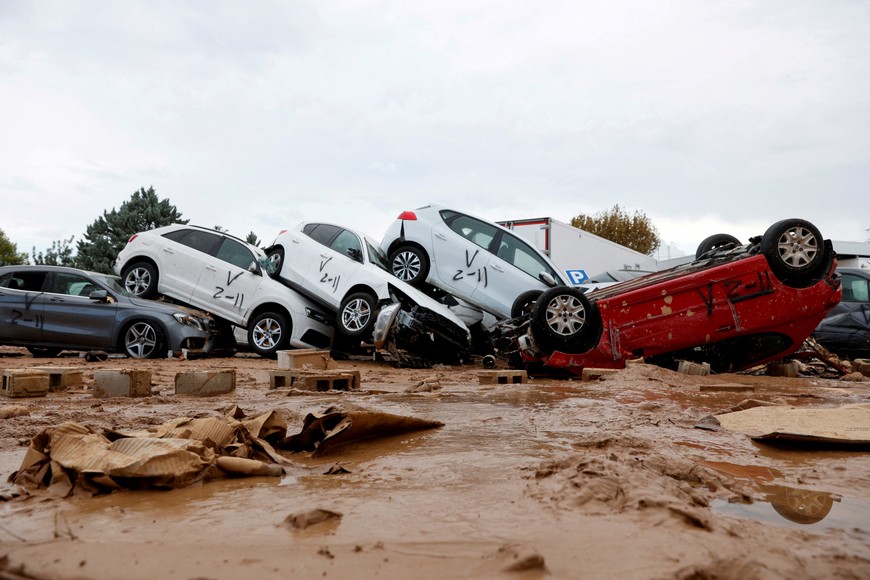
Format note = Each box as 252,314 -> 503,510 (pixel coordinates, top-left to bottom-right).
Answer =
445,214 -> 498,251
216,238 -> 255,270
47,273 -> 99,297
841,274 -> 869,302
164,229 -> 222,255
331,230 -> 363,262
305,224 -> 342,247
1,271 -> 47,291
496,233 -> 559,280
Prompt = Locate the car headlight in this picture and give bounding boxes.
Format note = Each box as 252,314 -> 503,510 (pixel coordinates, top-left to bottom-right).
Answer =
372,303 -> 401,349
173,312 -> 205,331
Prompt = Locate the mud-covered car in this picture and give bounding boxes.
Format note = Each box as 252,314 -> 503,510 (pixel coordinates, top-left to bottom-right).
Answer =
812,268 -> 870,359
266,222 -> 471,365
114,224 -> 334,358
495,219 -> 842,374
381,205 -> 568,320
0,265 -> 216,358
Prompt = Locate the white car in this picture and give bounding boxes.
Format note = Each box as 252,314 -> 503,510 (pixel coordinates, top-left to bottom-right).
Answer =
113,224 -> 334,358
265,222 -> 471,363
381,205 -> 569,320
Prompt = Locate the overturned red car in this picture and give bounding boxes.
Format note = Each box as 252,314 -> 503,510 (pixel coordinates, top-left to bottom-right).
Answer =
497,219 -> 842,375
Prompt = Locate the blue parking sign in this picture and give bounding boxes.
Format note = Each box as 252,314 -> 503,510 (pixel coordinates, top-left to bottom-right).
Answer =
566,270 -> 588,285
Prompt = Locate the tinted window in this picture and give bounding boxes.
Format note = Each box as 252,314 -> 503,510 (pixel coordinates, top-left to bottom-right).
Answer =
841,274 -> 869,303
215,238 -> 255,269
496,233 -> 558,280
163,229 -> 222,255
330,230 -> 363,261
442,212 -> 498,251
305,224 -> 342,247
0,271 -> 47,291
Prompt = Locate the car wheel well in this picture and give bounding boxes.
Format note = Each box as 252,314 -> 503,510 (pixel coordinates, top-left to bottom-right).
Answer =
249,303 -> 292,322
121,255 -> 157,273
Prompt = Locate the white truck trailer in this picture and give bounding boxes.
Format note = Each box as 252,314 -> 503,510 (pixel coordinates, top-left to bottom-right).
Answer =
497,217 -> 657,285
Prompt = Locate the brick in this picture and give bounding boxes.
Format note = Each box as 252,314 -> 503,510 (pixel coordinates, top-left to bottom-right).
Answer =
767,361 -> 799,378
677,360 -> 711,376
852,359 -> 870,377
477,370 -> 528,385
269,369 -> 360,392
2,370 -> 49,398
93,369 -> 152,398
277,349 -> 333,370
175,369 -> 236,396
581,368 -> 619,381
33,367 -> 84,392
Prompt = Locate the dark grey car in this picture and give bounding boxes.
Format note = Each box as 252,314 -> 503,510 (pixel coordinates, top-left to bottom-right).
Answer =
0,265 -> 214,358
813,268 -> 870,359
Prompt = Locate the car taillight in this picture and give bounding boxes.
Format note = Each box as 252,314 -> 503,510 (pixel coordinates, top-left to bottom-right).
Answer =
128,234 -> 138,243
397,211 -> 417,221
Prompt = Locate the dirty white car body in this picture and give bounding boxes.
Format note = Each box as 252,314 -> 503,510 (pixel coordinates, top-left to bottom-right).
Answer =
266,222 -> 472,364
114,224 -> 334,358
381,205 -> 569,321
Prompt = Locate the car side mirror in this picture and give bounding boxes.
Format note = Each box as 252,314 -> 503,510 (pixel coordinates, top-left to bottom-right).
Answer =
89,289 -> 109,302
248,261 -> 261,276
347,248 -> 363,263
539,271 -> 556,287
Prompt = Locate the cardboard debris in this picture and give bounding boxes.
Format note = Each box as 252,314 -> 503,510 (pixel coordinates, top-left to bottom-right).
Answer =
284,508 -> 343,530
10,406 -> 445,494
713,403 -> 870,446
279,408 -> 444,457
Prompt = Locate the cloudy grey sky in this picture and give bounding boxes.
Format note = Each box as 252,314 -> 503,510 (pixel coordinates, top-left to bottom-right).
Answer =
2,0 -> 869,260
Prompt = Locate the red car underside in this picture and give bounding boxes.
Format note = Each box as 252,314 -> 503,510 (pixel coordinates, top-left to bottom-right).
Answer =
528,254 -> 842,374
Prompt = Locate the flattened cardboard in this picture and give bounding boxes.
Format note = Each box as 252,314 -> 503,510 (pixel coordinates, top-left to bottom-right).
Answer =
714,403 -> 870,446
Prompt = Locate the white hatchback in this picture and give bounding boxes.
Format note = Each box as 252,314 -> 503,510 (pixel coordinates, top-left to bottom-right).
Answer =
381,205 -> 569,320
265,222 -> 470,360
114,224 -> 334,358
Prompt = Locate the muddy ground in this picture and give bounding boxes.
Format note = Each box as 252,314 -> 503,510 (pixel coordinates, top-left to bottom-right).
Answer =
0,346 -> 868,579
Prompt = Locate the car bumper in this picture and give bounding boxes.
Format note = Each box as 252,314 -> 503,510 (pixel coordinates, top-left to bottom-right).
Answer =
374,304 -> 472,367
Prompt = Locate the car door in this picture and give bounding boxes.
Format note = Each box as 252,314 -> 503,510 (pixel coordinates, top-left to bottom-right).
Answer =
303,225 -> 366,309
429,211 -> 498,305
477,231 -> 557,318
190,236 -> 264,323
40,272 -> 118,349
158,228 -> 223,302
0,270 -> 46,342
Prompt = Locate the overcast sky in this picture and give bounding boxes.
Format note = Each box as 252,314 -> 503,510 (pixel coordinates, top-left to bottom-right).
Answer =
2,0 -> 869,261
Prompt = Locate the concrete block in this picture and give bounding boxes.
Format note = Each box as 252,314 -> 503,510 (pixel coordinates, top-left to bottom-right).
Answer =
677,360 -> 711,376
277,349 -> 333,370
581,368 -> 619,381
767,361 -> 799,378
175,369 -> 236,396
93,369 -> 152,398
269,369 -> 360,392
33,367 -> 84,392
2,370 -> 49,398
852,359 -> 870,377
477,370 -> 528,385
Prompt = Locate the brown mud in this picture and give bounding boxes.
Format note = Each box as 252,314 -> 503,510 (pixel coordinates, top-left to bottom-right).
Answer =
0,348 -> 868,579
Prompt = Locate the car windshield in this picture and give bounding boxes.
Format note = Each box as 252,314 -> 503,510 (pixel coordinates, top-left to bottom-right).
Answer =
367,238 -> 391,272
91,273 -> 134,297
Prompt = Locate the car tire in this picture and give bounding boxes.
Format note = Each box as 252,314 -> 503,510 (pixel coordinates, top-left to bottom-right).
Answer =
761,219 -> 826,283
247,312 -> 290,359
122,261 -> 159,298
530,287 -> 600,356
122,320 -> 165,359
511,289 -> 544,319
337,292 -> 377,339
26,347 -> 62,358
267,246 -> 285,275
695,234 -> 741,259
389,245 -> 429,287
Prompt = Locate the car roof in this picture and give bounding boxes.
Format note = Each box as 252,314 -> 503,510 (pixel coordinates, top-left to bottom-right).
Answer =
0,264 -> 106,278
148,223 -> 261,252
